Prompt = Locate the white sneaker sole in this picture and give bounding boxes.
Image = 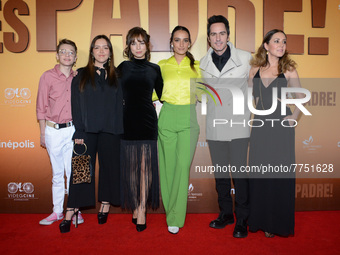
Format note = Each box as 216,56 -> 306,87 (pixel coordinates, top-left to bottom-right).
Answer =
168,226 -> 179,234
39,220 -> 55,226
39,218 -> 63,226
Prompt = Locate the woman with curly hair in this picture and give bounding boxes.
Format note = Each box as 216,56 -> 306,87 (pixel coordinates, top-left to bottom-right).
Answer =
248,29 -> 304,238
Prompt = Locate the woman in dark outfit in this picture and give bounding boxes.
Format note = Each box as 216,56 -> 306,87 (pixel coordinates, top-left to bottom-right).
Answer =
59,35 -> 123,233
248,29 -> 303,238
117,27 -> 163,232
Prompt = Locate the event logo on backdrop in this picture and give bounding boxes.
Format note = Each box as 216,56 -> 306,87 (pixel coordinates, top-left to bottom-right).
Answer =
302,136 -> 322,153
4,88 -> 32,106
0,139 -> 35,149
7,182 -> 36,201
305,91 -> 337,107
187,183 -> 203,202
296,182 -> 334,199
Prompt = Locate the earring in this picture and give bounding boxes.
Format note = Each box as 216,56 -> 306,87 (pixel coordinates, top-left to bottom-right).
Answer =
266,51 -> 269,55
108,57 -> 111,67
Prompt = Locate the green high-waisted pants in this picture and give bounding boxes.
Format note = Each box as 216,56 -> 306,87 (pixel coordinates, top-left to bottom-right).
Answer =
158,102 -> 200,228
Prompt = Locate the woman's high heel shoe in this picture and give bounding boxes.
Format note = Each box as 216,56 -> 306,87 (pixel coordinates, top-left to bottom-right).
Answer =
132,210 -> 137,225
98,202 -> 110,224
136,223 -> 146,232
136,213 -> 147,232
59,209 -> 79,233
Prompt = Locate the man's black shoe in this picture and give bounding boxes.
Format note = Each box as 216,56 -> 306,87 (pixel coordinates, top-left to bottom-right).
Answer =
209,213 -> 234,229
233,219 -> 248,238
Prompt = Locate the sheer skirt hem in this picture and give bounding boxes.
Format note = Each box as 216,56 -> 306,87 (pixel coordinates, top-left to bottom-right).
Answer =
120,140 -> 159,210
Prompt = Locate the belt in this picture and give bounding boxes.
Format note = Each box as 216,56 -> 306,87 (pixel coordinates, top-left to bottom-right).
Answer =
46,120 -> 73,130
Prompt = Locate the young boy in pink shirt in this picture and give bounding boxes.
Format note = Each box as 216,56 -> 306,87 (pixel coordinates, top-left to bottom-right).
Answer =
36,39 -> 83,225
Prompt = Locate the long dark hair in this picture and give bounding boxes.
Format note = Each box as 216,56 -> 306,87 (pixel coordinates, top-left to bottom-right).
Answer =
123,27 -> 151,61
250,29 -> 296,74
79,35 -> 117,91
170,26 -> 196,73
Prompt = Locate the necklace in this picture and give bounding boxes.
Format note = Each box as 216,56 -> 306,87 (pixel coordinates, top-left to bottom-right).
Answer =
258,67 -> 280,110
259,80 -> 265,110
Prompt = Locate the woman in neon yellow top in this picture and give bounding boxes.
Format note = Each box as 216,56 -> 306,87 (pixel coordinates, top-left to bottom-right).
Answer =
157,26 -> 201,234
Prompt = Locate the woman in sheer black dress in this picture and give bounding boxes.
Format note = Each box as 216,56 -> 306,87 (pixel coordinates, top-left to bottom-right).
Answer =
117,27 -> 163,232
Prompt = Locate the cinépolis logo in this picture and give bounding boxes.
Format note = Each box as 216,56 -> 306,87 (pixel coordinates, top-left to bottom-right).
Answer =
0,140 -> 35,150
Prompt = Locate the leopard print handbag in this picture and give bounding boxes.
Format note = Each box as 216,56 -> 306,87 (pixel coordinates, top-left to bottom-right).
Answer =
72,143 -> 92,184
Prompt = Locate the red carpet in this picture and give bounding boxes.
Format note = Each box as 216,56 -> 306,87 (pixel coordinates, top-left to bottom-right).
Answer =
0,211 -> 338,255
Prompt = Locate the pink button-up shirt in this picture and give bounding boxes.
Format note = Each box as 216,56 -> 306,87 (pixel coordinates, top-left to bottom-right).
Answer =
36,64 -> 74,123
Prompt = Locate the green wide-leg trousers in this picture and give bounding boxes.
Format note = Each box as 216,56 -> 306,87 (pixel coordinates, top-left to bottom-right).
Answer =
158,102 -> 199,228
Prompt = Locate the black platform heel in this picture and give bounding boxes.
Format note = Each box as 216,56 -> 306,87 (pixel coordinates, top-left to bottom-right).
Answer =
59,209 -> 79,233
132,218 -> 137,225
98,202 -> 110,224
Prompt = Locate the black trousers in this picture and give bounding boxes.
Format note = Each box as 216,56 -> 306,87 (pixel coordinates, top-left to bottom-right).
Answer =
208,138 -> 249,221
67,132 -> 121,208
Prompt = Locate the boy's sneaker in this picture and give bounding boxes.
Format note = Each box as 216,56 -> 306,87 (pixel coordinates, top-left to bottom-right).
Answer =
39,212 -> 63,225
73,211 -> 84,225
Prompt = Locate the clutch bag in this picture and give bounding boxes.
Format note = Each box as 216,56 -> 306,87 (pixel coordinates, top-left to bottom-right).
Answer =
72,143 -> 92,184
